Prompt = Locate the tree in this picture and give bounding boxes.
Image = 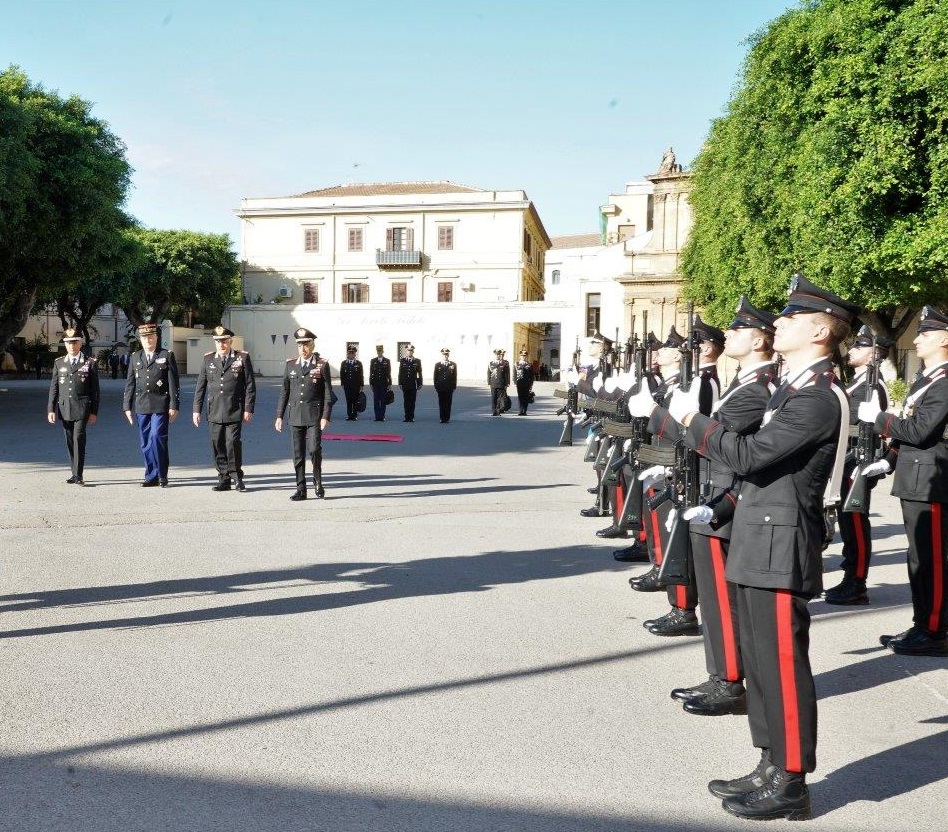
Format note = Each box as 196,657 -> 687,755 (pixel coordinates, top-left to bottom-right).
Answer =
0,66 -> 132,353
113,228 -> 241,328
681,0 -> 948,349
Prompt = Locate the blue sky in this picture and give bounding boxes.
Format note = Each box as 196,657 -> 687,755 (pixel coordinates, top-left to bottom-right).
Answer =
2,0 -> 796,244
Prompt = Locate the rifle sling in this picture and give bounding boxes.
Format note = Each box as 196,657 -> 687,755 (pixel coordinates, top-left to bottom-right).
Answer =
603,419 -> 641,438
636,445 -> 677,466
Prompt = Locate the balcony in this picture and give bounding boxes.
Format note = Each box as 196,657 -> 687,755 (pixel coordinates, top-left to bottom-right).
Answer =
376,249 -> 423,268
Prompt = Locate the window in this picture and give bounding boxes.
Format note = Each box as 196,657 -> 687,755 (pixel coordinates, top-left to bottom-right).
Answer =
585,293 -> 601,336
386,226 -> 414,251
646,195 -> 654,232
523,229 -> 531,256
304,228 -> 319,252
391,282 -> 407,303
437,282 -> 453,302
303,282 -> 318,303
551,269 -> 561,285
348,228 -> 363,252
438,226 -> 454,250
342,283 -> 369,303
618,224 -> 636,241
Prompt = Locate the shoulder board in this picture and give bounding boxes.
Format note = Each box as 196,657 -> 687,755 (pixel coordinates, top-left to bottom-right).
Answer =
239,350 -> 249,356
204,351 -> 214,357
286,358 -> 296,363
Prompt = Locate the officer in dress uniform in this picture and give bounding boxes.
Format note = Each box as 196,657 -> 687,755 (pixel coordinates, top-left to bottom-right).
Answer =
433,347 -> 458,423
275,328 -> 333,501
629,274 -> 858,821
662,298 -> 778,716
192,325 -> 256,492
398,344 -> 423,422
859,306 -> 948,657
47,328 -> 99,485
487,348 -> 511,415
123,321 -> 180,487
369,344 -> 393,422
514,349 -> 535,415
825,326 -> 891,604
635,317 -> 722,636
339,344 -> 364,421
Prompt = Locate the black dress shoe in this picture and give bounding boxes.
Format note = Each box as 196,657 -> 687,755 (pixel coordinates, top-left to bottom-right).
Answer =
66,476 -> 78,484
670,676 -> 719,702
235,479 -> 246,492
647,607 -> 701,636
709,749 -> 777,798
629,565 -> 665,592
887,628 -> 948,656
290,490 -> 307,501
586,485 -> 598,494
880,626 -> 917,647
74,478 -> 85,486
596,525 -> 628,539
824,576 -> 869,605
159,480 -> 168,488
579,506 -> 602,518
141,479 -> 159,487
314,485 -> 325,499
684,679 -> 747,715
721,767 -> 811,821
613,543 -> 649,562
212,482 -> 232,492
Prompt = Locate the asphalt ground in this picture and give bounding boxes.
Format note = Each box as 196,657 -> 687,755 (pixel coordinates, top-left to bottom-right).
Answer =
0,376 -> 945,831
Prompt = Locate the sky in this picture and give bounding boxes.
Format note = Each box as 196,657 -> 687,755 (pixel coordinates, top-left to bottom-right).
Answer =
2,0 -> 797,245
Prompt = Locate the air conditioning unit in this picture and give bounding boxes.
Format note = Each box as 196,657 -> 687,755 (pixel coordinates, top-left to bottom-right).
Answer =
459,281 -> 474,291
278,286 -> 293,298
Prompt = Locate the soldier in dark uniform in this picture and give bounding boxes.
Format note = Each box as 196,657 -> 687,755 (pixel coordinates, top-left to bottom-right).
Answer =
433,347 -> 458,423
192,325 -> 256,492
635,318 -> 722,636
369,344 -> 393,421
123,321 -> 180,487
275,328 -> 333,501
632,275 -> 857,821
825,326 -> 891,604
339,344 -> 364,421
662,298 -> 778,716
860,306 -> 948,657
487,348 -> 511,415
514,349 -> 535,415
47,328 -> 100,485
398,344 -> 423,422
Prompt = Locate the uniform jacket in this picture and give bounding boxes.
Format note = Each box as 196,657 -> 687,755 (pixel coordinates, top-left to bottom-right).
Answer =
48,353 -> 100,421
647,366 -> 719,449
874,363 -> 948,503
123,348 -> 180,414
193,350 -> 256,423
398,357 -> 423,389
369,356 -> 392,387
276,355 -> 333,427
488,359 -> 510,389
514,360 -> 534,387
339,358 -> 364,391
433,360 -> 458,393
684,357 -> 845,594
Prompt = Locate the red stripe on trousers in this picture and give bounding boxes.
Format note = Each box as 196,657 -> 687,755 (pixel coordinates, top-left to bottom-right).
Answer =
616,481 -> 624,517
711,537 -> 739,680
853,515 -> 867,577
647,492 -> 663,565
930,503 -> 944,632
776,590 -> 802,773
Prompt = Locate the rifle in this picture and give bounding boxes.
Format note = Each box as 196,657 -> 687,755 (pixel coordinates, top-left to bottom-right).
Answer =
842,331 -> 883,513
652,305 -> 701,586
554,386 -> 580,446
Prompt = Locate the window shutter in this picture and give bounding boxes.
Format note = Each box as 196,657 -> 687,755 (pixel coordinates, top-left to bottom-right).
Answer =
386,228 -> 394,251
407,227 -> 414,250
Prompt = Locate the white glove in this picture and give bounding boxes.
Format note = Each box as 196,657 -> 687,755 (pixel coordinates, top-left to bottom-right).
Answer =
857,399 -> 881,424
861,459 -> 891,478
626,384 -> 656,418
683,505 -> 714,525
669,385 -> 702,424
638,464 -> 670,490
564,367 -> 579,386
622,438 -> 633,454
664,509 -> 679,533
592,375 -> 603,392
603,375 -> 619,394
619,367 -> 637,389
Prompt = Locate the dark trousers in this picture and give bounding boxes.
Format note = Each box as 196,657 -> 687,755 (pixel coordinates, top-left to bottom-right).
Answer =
61,418 -> 89,478
647,501 -> 698,611
516,383 -> 531,414
290,424 -> 322,490
372,385 -> 387,420
437,390 -> 453,422
838,458 -> 874,580
737,585 -> 816,774
136,412 -> 169,482
490,387 -> 507,414
209,421 -> 242,481
901,499 -> 948,634
692,532 -> 742,682
343,387 -> 359,419
402,385 -> 417,420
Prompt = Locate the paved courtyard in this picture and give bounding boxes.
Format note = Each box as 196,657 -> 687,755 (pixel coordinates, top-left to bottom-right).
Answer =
0,376 -> 945,831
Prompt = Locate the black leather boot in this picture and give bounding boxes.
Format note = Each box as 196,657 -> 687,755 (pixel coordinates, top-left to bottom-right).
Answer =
721,766 -> 811,821
684,678 -> 747,715
709,749 -> 776,798
646,607 -> 700,636
613,542 -> 649,562
596,525 -> 627,539
670,676 -> 718,702
823,576 -> 869,605
628,565 -> 665,592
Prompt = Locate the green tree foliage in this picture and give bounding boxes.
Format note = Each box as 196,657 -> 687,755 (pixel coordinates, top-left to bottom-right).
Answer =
681,0 -> 948,342
0,66 -> 132,353
114,228 -> 241,328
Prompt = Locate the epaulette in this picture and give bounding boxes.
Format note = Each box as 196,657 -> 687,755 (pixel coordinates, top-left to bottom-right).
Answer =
286,358 -> 296,363
204,351 -> 214,358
